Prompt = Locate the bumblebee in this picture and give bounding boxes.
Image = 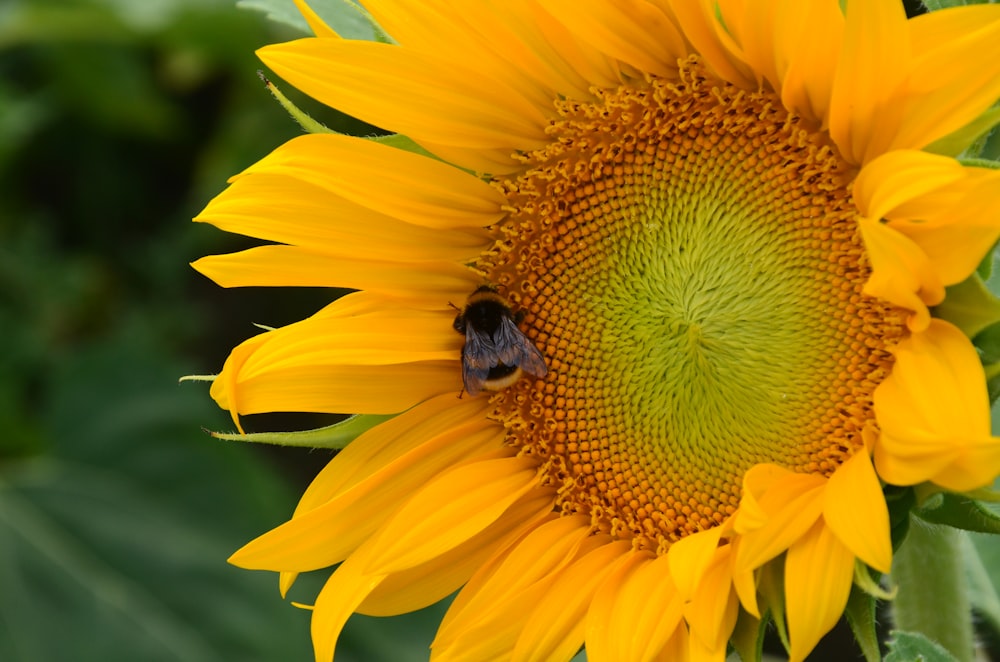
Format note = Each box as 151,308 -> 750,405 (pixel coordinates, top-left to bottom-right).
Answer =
453,285 -> 548,395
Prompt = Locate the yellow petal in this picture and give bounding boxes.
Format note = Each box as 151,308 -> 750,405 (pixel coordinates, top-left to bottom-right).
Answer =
361,491 -> 556,616
610,554 -> 686,661
258,39 -> 548,154
310,550 -> 386,662
239,309 -> 458,371
294,391 -> 492,514
540,0 -> 686,79
682,546 -> 739,657
206,308 -> 463,417
686,631 -> 725,662
234,133 -> 508,230
733,463 -> 793,533
823,451 -> 892,573
891,5 -> 1000,151
584,550 -> 655,662
480,0 -> 616,98
192,246 -> 477,304
775,0 -> 843,125
874,319 -> 1000,492
828,0 -> 908,164
734,471 -> 825,571
362,0 -> 592,110
668,0 -> 756,88
888,172 -> 1000,287
857,217 -> 944,332
668,525 -> 723,599
196,174 -> 490,262
436,515 -> 591,637
730,539 -> 760,618
292,0 -> 339,38
511,539 -> 632,662
433,515 -> 594,655
362,455 -> 542,574
229,426 -> 504,572
853,150 -> 966,223
784,521 -> 855,662
433,582 -> 559,662
530,0 -> 624,90
730,0 -> 781,89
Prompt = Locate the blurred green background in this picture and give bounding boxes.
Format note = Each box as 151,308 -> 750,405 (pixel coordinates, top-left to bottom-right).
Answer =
2,0 -> 999,661
0,0 -> 446,660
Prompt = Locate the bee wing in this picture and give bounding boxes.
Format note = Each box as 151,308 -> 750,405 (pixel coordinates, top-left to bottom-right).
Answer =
461,329 -> 493,395
496,317 -> 548,378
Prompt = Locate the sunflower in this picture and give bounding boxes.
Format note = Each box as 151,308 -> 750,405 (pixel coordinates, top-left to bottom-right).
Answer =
192,1 -> 1000,660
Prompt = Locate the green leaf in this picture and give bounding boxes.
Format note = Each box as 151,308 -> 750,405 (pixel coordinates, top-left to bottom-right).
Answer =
236,0 -> 381,40
0,337 -> 314,662
0,332 -> 449,662
845,584 -> 882,662
884,631 -> 960,662
209,413 -> 396,449
926,107 -> 1000,158
915,493 -> 1000,534
963,533 -> 1000,639
933,274 -> 1000,339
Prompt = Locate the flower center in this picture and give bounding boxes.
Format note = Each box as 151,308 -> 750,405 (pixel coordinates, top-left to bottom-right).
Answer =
483,59 -> 908,553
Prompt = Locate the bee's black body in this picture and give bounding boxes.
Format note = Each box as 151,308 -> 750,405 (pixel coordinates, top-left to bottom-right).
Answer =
453,286 -> 547,395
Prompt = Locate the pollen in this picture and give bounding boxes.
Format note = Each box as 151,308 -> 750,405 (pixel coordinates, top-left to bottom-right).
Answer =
483,58 -> 909,554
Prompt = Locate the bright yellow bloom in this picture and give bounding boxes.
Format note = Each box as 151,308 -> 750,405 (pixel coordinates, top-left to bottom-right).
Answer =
193,1 -> 1000,660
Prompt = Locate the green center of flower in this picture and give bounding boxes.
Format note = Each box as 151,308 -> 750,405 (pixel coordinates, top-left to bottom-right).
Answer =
486,59 -> 908,553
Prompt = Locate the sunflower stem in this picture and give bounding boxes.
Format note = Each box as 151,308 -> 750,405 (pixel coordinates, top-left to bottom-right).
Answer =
890,516 -> 972,662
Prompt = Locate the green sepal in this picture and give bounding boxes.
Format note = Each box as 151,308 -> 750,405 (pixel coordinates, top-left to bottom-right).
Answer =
933,274 -> 1000,340
914,492 -> 1000,535
369,134 -> 477,175
958,157 -> 1000,170
371,134 -> 437,159
845,580 -> 882,662
988,370 -> 1000,408
980,122 -> 1000,162
978,245 -> 995,281
884,631 -> 959,662
921,0 -> 989,11
178,374 -> 216,384
972,317 -> 1000,406
757,558 -> 790,654
975,321 -> 1000,364
729,608 -> 766,662
885,485 -> 916,552
207,414 -> 395,449
854,561 -> 894,602
251,76 -> 440,158
925,107 -> 1000,158
257,71 -> 333,135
